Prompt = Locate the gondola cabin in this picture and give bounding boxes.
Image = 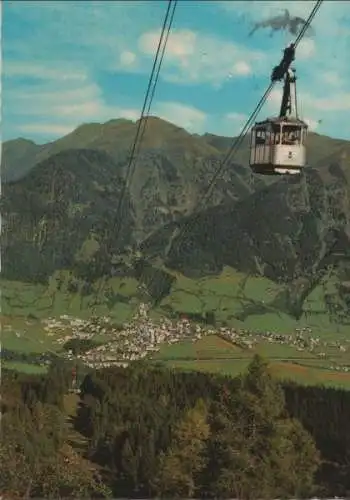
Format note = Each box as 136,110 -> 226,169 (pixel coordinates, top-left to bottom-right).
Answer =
250,117 -> 308,176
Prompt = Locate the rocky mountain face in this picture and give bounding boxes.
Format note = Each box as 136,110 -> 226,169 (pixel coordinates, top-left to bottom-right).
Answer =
2,117 -> 350,321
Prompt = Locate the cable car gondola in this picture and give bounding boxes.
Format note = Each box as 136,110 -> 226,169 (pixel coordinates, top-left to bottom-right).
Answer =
250,44 -> 308,176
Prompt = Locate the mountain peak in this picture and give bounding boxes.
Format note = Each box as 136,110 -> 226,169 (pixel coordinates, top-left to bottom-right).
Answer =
4,137 -> 38,147
3,116 -> 350,183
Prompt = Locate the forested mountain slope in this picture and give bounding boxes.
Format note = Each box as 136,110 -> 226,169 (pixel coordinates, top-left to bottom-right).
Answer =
2,117 -> 350,324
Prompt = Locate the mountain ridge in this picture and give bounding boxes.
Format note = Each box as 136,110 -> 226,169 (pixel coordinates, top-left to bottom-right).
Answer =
3,116 -> 349,182
2,116 -> 350,328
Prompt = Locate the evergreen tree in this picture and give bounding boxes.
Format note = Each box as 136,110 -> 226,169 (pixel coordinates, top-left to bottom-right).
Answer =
151,398 -> 209,498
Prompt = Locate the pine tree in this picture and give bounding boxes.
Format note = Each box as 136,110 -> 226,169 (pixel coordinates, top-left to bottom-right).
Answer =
151,398 -> 210,498
121,437 -> 139,490
204,355 -> 320,499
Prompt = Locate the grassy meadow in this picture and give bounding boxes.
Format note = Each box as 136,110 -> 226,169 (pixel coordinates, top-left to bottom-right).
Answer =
159,267 -> 350,339
1,266 -> 349,387
153,334 -> 350,389
2,267 -> 347,338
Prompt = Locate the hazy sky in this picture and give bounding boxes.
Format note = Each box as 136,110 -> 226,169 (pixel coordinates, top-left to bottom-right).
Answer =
3,0 -> 350,143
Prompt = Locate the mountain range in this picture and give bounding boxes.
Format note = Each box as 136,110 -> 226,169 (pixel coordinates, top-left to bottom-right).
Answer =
2,117 -> 350,326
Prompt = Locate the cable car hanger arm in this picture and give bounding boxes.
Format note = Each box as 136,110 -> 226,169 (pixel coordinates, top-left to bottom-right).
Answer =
269,0 -> 323,119
270,43 -> 299,119
271,43 -> 295,83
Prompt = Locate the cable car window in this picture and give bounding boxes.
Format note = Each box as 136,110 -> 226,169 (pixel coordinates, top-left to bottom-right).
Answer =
273,133 -> 280,144
256,129 -> 266,145
270,123 -> 281,144
281,125 -> 302,145
301,126 -> 307,142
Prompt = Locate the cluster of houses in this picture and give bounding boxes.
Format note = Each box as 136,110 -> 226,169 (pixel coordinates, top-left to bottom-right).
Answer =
39,304 -> 350,373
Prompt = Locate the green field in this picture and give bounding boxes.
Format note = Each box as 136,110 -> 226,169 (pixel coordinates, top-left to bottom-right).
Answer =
2,316 -> 62,353
2,361 -> 48,374
1,268 -> 349,386
159,267 -> 350,339
1,275 -> 138,322
1,267 -> 349,338
152,334 -> 350,389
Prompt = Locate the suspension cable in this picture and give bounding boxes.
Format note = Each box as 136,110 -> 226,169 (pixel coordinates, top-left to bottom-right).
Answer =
156,0 -> 323,257
112,0 -> 177,246
134,1 -> 178,164
139,0 -> 323,309
294,0 -> 323,47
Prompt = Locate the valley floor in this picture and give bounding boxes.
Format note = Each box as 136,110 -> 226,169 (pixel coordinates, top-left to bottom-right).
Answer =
1,269 -> 349,389
2,312 -> 350,389
153,334 -> 350,389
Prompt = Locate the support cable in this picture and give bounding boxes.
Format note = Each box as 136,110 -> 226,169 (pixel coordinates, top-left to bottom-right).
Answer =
139,0 -> 323,310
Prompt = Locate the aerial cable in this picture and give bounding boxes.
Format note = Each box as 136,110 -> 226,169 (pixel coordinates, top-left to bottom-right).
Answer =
123,0 -> 177,190
90,0 -> 177,311
152,83 -> 275,271
294,0 -> 323,47
158,0 -> 323,259
131,0 -> 178,178
199,82 -> 275,207
140,0 -> 323,309
112,0 -> 177,248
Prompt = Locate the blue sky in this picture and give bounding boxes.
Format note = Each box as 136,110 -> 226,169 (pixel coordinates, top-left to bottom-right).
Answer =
2,0 -> 350,144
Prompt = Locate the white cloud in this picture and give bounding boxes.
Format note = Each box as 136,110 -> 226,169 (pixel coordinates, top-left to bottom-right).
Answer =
153,101 -> 207,132
138,28 -> 265,85
231,61 -> 252,76
9,84 -> 99,108
5,71 -> 140,140
226,112 -> 248,122
5,58 -> 209,139
297,39 -> 316,60
54,102 -> 106,119
119,51 -> 137,67
4,0 -> 350,141
219,0 -> 348,29
4,1 -> 160,77
121,109 -> 140,121
4,61 -> 88,81
140,29 -> 197,60
303,92 -> 350,112
263,83 -> 350,137
11,98 -> 208,140
196,110 -> 250,137
264,87 -> 283,116
218,1 -> 350,77
264,80 -> 350,117
220,112 -> 249,135
304,117 -> 320,132
321,71 -> 343,86
18,123 -> 76,136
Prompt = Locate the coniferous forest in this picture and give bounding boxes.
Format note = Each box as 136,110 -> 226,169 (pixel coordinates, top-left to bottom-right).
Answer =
1,357 -> 350,499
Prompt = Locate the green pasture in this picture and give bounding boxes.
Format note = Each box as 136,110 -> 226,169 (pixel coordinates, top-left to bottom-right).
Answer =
154,335 -> 317,363
159,266 -> 350,339
153,334 -> 350,389
1,265 -> 349,386
154,334 -> 242,360
2,361 -> 48,374
1,266 -> 349,339
1,275 -> 138,323
162,357 -> 350,389
1,316 -> 62,353
161,357 -> 350,389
